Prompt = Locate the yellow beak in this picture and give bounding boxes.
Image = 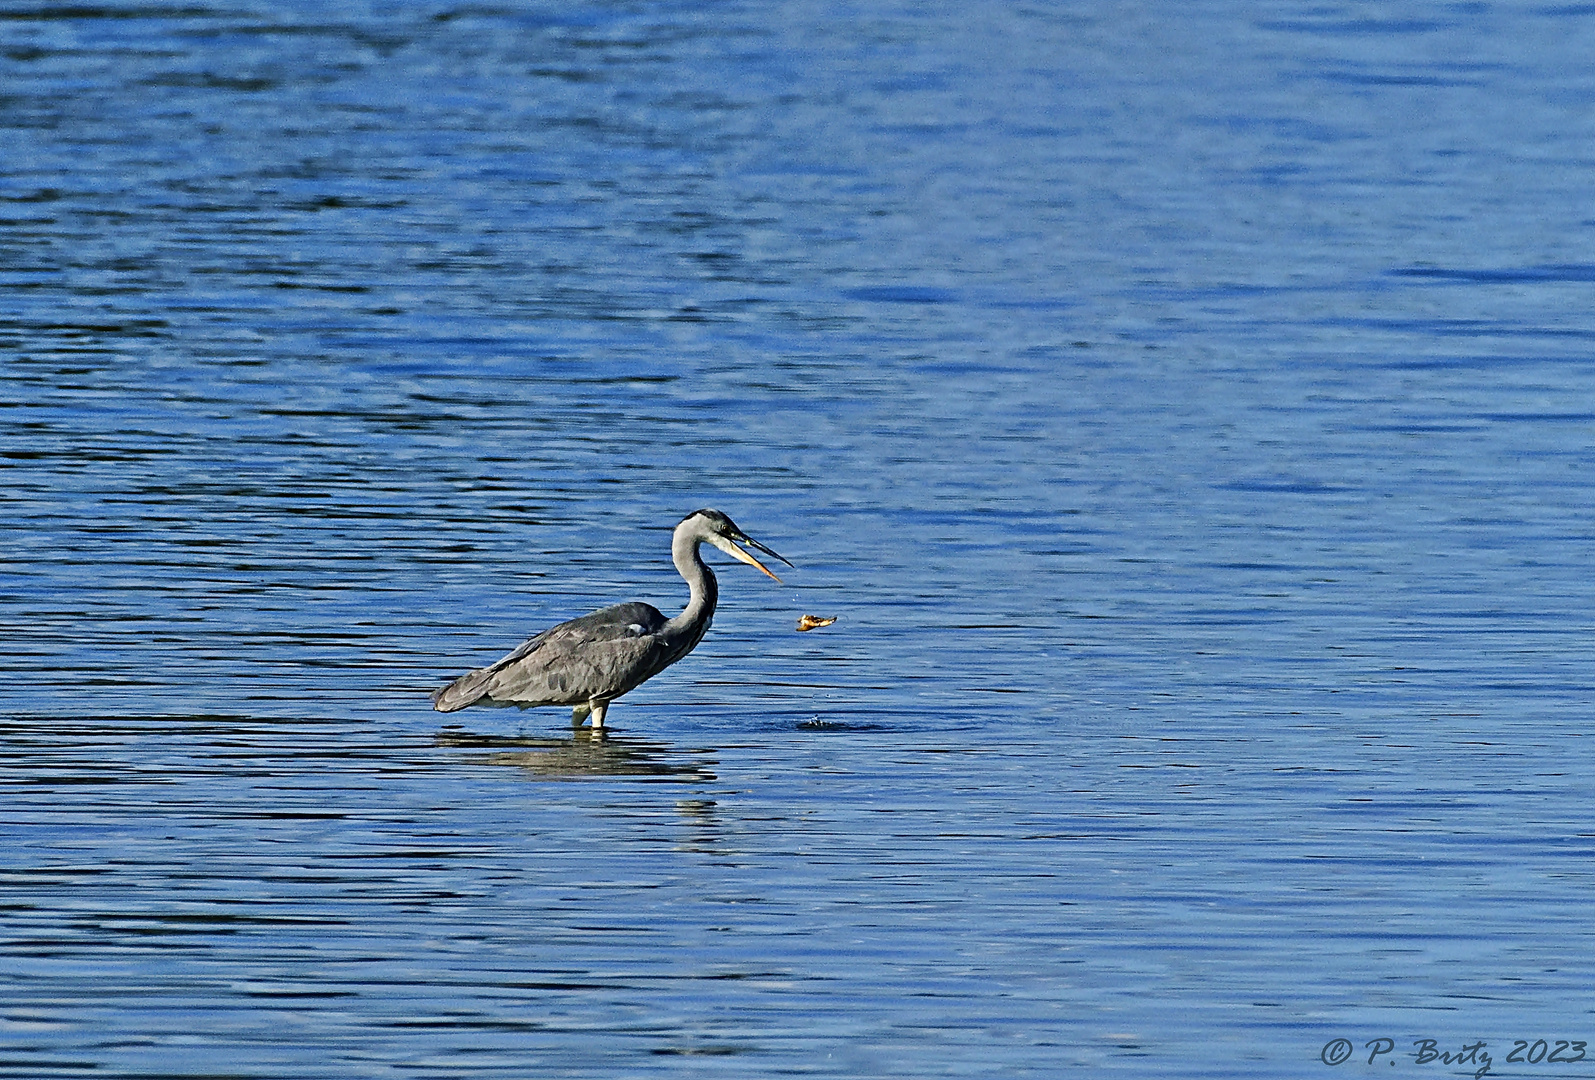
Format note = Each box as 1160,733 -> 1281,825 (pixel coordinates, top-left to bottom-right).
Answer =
707,532 -> 791,583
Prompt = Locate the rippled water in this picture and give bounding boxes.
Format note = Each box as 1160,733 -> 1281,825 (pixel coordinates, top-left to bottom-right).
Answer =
6,3 -> 1595,1076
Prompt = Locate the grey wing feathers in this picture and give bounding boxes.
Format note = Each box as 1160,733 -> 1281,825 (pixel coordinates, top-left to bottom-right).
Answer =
431,602 -> 669,713
429,667 -> 498,713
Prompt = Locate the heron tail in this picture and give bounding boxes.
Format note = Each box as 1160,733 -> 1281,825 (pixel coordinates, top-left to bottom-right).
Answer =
430,667 -> 493,712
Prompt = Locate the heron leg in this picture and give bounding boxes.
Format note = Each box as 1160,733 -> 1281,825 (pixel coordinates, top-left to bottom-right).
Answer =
571,703 -> 590,726
589,700 -> 608,729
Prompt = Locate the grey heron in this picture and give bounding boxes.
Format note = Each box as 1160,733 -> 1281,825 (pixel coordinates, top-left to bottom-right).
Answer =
431,509 -> 791,728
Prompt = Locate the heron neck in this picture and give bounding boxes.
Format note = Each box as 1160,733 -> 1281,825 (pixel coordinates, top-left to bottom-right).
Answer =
666,533 -> 718,635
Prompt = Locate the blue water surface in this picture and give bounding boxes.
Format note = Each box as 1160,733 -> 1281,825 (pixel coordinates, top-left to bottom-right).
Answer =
4,2 -> 1595,1076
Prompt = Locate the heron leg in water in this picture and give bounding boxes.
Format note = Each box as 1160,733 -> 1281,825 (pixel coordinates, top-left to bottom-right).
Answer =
569,700 -> 608,728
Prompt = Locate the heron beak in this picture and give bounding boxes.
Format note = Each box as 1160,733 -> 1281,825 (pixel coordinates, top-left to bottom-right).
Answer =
708,532 -> 792,583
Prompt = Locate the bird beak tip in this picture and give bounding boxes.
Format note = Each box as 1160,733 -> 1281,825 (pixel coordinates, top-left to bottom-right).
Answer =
715,531 -> 792,582
747,552 -> 783,583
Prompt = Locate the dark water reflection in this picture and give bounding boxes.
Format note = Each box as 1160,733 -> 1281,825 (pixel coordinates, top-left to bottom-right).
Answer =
437,727 -> 718,781
7,2 -> 1595,1077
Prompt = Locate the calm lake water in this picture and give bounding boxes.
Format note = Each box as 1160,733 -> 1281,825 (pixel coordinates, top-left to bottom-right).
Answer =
6,2 -> 1595,1076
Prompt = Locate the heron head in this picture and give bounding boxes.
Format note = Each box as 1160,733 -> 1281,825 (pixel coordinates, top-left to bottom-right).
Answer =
680,508 -> 793,582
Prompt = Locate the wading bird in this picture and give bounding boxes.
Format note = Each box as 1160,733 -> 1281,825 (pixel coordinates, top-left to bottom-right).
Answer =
431,509 -> 790,728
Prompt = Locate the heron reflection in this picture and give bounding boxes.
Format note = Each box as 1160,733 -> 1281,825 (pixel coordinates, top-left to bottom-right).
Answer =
435,728 -> 716,780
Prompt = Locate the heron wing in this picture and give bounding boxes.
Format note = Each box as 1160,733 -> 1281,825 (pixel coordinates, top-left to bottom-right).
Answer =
432,602 -> 670,712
